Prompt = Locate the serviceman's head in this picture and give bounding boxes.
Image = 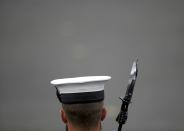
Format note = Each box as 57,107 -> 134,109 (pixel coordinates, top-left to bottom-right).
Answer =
51,76 -> 111,131
61,101 -> 106,131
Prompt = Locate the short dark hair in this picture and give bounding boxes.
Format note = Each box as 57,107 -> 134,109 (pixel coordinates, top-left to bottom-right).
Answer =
62,101 -> 103,129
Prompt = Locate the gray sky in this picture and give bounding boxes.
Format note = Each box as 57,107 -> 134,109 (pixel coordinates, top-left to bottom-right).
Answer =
0,0 -> 184,131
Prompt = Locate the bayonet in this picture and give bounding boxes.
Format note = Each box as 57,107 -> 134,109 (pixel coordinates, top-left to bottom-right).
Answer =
116,59 -> 138,131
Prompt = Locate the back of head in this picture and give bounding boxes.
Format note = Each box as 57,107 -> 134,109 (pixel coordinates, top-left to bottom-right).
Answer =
62,101 -> 103,130
50,76 -> 111,131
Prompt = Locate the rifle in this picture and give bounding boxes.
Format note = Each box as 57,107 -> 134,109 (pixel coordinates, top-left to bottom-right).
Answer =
116,60 -> 138,131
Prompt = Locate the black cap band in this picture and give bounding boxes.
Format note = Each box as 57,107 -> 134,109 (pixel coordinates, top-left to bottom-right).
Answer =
56,90 -> 104,104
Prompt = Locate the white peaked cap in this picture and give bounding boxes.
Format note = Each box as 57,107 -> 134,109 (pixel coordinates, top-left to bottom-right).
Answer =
50,76 -> 111,104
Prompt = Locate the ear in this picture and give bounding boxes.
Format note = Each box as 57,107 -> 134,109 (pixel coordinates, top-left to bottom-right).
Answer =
101,107 -> 107,121
60,109 -> 67,124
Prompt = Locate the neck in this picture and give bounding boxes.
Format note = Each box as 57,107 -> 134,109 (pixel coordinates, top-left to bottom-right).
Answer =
66,122 -> 101,131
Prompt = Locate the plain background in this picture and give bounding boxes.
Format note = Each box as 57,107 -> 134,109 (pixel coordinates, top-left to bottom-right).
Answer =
0,0 -> 184,131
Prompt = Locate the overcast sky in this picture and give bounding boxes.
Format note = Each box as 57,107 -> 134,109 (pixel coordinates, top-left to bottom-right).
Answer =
0,0 -> 184,131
